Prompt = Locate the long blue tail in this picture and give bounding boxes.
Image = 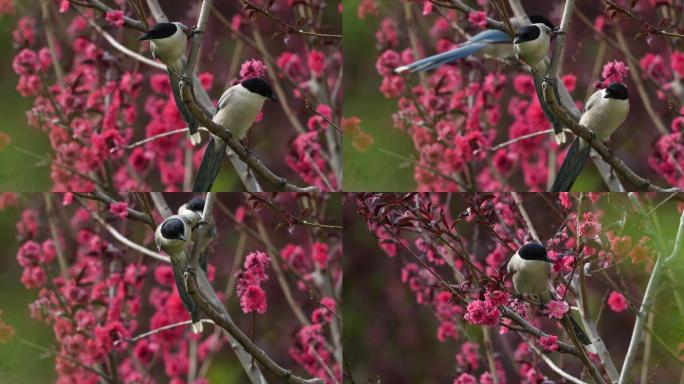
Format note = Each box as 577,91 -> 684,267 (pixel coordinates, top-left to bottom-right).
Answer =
551,138 -> 591,192
395,43 -> 487,73
169,69 -> 201,145
193,136 -> 226,192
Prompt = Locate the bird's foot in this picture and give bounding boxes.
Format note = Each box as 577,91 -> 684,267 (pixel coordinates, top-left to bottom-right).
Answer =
189,26 -> 204,37
179,75 -> 193,87
183,265 -> 196,278
542,76 -> 556,86
551,28 -> 566,38
192,220 -> 209,231
588,130 -> 597,142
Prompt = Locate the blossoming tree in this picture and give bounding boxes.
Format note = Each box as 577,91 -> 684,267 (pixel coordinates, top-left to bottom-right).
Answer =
348,0 -> 684,192
6,192 -> 342,383
346,192 -> 684,383
7,0 -> 341,191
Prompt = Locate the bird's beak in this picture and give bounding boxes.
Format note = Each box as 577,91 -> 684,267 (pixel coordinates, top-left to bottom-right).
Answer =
269,94 -> 278,102
179,235 -> 186,241
138,33 -> 151,41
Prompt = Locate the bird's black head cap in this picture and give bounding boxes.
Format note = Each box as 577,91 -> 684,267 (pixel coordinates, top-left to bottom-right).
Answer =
186,197 -> 205,212
138,22 -> 178,41
514,25 -> 541,45
529,15 -> 555,30
161,217 -> 186,240
605,82 -> 629,100
241,77 -> 278,102
518,242 -> 551,262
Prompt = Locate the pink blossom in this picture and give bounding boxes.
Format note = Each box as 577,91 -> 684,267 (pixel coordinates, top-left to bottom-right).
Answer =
105,10 -> 125,27
607,291 -> 628,312
437,321 -> 458,341
464,299 -> 500,326
308,50 -> 325,76
59,0 -> 69,13
485,290 -> 509,306
109,202 -> 128,218
313,242 -> 330,268
544,300 -> 569,319
559,192 -> 572,209
240,285 -> 267,314
239,59 -> 266,79
468,11 -> 487,29
357,0 -> 378,19
672,51 -> 684,78
454,373 -> 477,384
579,211 -> 601,238
601,60 -> 629,84
540,335 -> 559,351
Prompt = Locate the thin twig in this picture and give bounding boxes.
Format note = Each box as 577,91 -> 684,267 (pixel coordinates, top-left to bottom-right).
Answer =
80,12 -> 166,70
511,192 -> 540,242
527,341 -> 589,384
239,0 -> 341,39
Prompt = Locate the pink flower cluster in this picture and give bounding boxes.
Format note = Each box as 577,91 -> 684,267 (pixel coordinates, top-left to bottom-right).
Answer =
236,251 -> 271,314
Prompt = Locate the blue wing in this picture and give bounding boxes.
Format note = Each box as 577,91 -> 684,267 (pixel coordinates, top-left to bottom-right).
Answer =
396,29 -> 511,73
468,29 -> 512,44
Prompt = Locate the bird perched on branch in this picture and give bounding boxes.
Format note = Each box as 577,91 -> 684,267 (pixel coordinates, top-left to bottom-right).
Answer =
177,196 -> 214,273
513,21 -> 567,144
551,83 -> 629,192
155,214 -> 203,333
193,77 -> 278,192
507,242 -> 592,346
394,15 -> 554,73
139,22 -> 201,146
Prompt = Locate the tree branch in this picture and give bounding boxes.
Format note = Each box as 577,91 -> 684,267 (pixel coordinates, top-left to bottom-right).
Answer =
78,0 -> 146,31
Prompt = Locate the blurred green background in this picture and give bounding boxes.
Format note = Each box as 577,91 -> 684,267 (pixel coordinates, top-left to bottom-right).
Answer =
343,0 -> 673,192
344,193 -> 684,383
343,0 -> 415,191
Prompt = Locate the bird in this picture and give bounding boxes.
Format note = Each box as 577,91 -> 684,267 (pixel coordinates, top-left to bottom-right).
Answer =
177,196 -> 214,273
513,22 -> 567,144
551,82 -> 629,192
394,15 -> 555,74
138,22 -> 201,146
177,196 -> 206,234
507,242 -> 591,345
192,77 -> 278,192
155,215 -> 203,333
